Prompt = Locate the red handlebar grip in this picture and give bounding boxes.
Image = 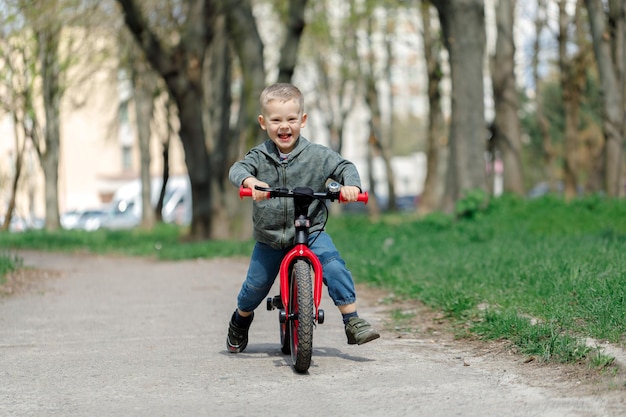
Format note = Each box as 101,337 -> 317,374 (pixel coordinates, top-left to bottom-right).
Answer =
239,186 -> 252,199
340,191 -> 368,204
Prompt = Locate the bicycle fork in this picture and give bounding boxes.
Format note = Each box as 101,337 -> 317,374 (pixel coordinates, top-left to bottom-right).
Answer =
266,247 -> 325,323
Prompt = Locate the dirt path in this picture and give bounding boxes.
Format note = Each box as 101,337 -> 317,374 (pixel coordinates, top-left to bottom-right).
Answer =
1,251 -> 624,417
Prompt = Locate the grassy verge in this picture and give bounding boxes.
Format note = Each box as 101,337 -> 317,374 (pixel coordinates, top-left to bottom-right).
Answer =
1,194 -> 625,369
330,194 -> 626,368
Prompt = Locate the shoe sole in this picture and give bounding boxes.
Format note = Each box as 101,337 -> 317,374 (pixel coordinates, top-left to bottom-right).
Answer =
227,337 -> 248,353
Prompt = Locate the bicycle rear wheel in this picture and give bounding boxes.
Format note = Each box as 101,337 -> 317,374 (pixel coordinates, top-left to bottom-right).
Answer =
289,259 -> 314,373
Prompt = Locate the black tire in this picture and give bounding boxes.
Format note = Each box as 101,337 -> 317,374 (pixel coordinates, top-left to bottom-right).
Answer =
289,259 -> 314,373
280,310 -> 290,355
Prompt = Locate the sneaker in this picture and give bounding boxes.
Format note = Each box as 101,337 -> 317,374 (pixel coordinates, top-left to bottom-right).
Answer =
226,311 -> 253,353
345,317 -> 380,345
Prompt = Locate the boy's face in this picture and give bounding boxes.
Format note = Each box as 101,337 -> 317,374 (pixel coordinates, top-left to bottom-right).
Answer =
258,98 -> 307,154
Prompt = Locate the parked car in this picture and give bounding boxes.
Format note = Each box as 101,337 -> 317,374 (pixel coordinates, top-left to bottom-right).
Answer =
100,202 -> 140,230
110,176 -> 191,226
61,210 -> 82,229
74,209 -> 108,231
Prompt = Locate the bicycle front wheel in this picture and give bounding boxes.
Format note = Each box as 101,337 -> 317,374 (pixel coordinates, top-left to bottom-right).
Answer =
289,259 -> 314,373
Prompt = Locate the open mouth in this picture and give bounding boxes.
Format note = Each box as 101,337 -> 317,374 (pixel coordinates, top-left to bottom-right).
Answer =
278,133 -> 291,140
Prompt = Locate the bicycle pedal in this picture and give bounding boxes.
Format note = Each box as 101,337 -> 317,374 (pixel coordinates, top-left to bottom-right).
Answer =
272,295 -> 283,309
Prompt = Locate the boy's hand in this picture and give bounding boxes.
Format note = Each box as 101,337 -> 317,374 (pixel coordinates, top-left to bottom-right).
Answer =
340,185 -> 360,203
243,177 -> 270,201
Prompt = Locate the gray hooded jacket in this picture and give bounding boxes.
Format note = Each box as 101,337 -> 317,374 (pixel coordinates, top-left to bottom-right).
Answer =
229,136 -> 361,249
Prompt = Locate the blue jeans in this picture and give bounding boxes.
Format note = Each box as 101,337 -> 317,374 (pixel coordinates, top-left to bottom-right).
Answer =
237,231 -> 357,312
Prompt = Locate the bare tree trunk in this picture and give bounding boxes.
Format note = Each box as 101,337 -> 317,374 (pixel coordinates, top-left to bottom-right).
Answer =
490,0 -> 524,195
584,0 -> 625,198
433,0 -> 488,212
361,12 -> 398,212
130,57 -> 157,229
366,133 -> 382,218
556,0 -> 593,200
224,1 -> 268,241
418,0 -> 446,215
155,99 -> 175,223
277,0 -> 308,83
1,113 -> 25,231
37,26 -> 62,231
532,0 -> 558,191
206,16 -> 235,239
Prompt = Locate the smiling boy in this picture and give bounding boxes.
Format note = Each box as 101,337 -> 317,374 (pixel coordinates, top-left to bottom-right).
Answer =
226,83 -> 379,353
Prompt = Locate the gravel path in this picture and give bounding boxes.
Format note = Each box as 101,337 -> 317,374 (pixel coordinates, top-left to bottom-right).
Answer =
1,251 -> 624,417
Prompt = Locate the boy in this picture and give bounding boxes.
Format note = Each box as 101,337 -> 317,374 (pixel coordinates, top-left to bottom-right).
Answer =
226,83 -> 379,353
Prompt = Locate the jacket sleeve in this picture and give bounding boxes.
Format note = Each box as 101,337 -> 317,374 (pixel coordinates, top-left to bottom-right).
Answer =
229,150 -> 260,188
328,154 -> 362,190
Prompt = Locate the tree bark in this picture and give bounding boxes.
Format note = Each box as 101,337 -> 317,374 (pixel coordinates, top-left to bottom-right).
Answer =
130,56 -> 157,229
418,0 -> 446,215
532,0 -> 558,192
1,113 -> 25,232
584,0 -> 625,198
224,0 -> 267,152
277,0 -> 308,83
490,0 -> 524,195
37,26 -> 62,230
432,0 -> 488,212
362,11 -> 397,212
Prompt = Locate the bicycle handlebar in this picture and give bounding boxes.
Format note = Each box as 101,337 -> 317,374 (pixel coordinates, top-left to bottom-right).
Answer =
239,185 -> 368,204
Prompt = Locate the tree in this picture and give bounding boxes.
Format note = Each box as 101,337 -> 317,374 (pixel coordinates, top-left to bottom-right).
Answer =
584,0 -> 625,198
530,0 -> 558,191
432,0 -> 488,211
304,0 -> 360,155
0,21 -> 37,231
490,0 -> 524,196
417,0 -> 446,215
558,0 -> 591,200
117,0 -> 267,240
116,0 -> 214,240
277,0 -> 308,83
128,51 -> 159,228
360,4 -> 398,213
2,0 -> 118,231
32,2 -> 63,230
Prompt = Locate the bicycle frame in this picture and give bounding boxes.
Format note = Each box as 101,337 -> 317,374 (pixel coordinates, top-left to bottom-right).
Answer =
239,183 -> 367,372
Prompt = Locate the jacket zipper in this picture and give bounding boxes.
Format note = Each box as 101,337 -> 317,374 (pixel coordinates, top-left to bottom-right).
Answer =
280,162 -> 288,247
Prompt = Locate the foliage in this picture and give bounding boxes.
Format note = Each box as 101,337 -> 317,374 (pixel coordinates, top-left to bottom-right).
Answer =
519,68 -> 604,188
454,188 -> 488,219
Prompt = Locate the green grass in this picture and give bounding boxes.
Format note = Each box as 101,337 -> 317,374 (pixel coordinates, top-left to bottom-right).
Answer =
0,224 -> 255,259
1,194 -> 625,366
0,251 -> 22,286
328,194 -> 626,364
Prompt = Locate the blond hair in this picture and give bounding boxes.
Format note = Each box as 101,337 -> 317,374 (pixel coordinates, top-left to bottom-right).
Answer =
259,83 -> 304,115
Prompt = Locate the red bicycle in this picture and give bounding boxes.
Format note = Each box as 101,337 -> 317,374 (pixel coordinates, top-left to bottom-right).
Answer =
240,182 -> 368,373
